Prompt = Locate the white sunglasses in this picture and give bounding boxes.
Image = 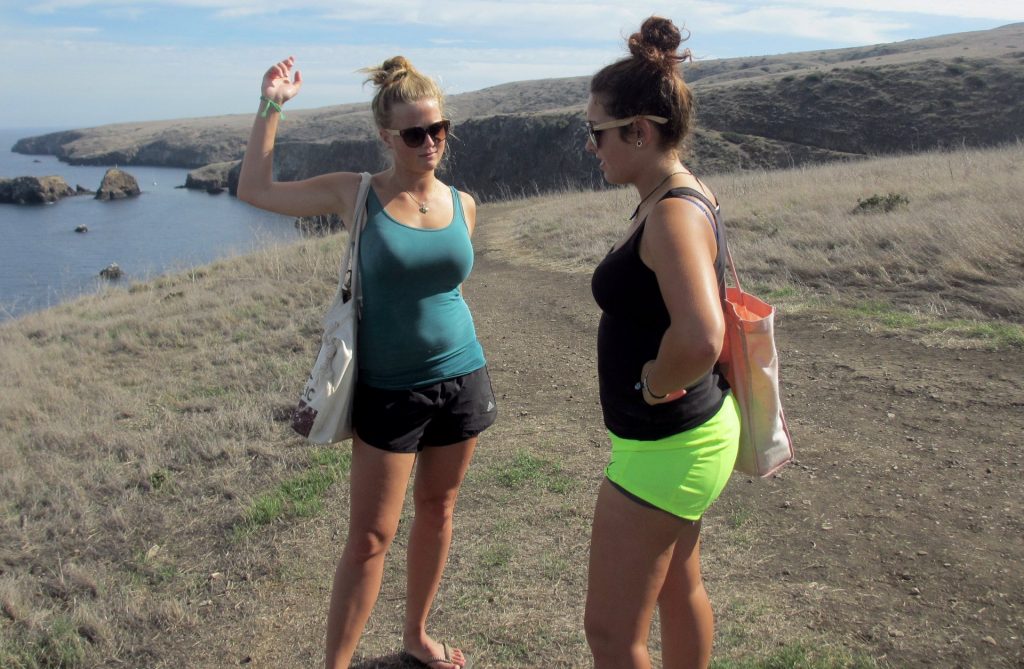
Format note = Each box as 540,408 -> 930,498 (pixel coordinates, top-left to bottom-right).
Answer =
585,115 -> 668,146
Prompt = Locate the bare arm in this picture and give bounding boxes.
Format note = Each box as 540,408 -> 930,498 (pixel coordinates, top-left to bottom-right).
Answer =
637,197 -> 724,404
236,56 -> 358,219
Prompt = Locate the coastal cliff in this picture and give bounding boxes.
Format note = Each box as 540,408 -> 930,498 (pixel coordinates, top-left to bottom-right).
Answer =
12,23 -> 1024,201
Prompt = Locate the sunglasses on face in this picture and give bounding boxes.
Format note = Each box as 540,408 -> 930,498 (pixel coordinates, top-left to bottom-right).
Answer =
384,119 -> 451,148
585,114 -> 668,147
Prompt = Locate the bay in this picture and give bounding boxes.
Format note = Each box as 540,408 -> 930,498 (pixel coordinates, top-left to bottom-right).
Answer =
0,127 -> 300,322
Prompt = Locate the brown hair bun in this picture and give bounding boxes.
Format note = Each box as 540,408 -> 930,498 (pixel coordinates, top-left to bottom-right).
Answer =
628,16 -> 687,72
590,15 -> 694,150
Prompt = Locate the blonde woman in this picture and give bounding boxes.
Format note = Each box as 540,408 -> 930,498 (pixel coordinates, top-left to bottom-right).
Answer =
238,55 -> 493,669
583,17 -> 740,669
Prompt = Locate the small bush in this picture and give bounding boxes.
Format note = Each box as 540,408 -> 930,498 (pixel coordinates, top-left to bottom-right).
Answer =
853,192 -> 909,214
964,75 -> 986,89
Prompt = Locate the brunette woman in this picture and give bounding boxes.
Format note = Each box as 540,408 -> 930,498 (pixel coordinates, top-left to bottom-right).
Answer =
584,17 -> 740,669
238,55 -> 493,669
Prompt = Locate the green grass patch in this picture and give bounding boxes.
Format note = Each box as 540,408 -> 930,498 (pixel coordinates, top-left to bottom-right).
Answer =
727,504 -> 754,530
840,301 -> 1024,348
746,283 -> 801,302
234,447 -> 351,538
846,301 -> 918,329
0,616 -> 88,669
712,642 -> 877,669
479,542 -> 515,570
926,318 -> 1024,348
852,192 -> 909,214
149,469 -> 171,492
490,450 -> 575,493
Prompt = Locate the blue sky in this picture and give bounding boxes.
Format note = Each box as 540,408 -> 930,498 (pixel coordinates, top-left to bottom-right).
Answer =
2,1 -> 1021,130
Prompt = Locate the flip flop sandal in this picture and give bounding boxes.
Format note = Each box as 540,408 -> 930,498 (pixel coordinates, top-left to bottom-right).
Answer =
406,642 -> 471,669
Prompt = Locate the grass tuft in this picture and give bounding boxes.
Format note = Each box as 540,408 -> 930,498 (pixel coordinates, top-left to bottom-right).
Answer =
712,642 -> 877,669
491,450 -> 575,493
233,447 -> 351,538
0,615 -> 88,669
852,192 -> 909,214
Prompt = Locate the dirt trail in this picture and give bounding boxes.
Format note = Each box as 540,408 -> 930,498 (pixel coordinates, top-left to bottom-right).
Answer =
465,241 -> 1024,668
204,236 -> 1023,668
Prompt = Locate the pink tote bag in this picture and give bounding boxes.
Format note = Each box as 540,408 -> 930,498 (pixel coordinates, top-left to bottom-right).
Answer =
680,193 -> 795,477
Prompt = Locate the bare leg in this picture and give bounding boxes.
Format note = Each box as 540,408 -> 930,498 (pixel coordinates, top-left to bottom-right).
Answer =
402,437 -> 478,668
324,437 -> 415,669
584,479 -> 691,669
658,522 -> 712,669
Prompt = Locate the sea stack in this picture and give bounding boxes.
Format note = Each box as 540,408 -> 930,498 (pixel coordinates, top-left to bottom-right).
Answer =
95,168 -> 141,201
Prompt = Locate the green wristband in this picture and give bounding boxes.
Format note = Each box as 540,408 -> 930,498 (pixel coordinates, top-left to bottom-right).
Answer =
259,96 -> 285,119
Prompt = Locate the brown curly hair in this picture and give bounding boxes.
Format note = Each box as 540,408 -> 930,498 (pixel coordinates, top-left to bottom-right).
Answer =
590,16 -> 694,149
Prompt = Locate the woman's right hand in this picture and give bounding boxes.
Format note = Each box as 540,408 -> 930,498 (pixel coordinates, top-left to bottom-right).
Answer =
261,56 -> 302,105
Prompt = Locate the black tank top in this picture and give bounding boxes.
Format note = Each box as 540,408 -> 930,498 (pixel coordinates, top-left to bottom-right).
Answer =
590,187 -> 730,440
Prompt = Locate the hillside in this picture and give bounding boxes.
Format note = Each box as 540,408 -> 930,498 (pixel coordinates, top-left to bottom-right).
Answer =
2,144 -> 1022,668
10,23 -> 1024,200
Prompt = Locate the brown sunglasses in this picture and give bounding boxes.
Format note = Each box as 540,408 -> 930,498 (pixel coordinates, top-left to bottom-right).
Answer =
384,119 -> 451,148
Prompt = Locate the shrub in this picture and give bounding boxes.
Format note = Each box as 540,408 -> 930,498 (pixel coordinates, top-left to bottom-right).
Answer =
853,192 -> 909,214
964,75 -> 986,89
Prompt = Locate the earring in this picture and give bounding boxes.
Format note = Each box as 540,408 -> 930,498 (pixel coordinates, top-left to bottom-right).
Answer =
636,139 -> 643,148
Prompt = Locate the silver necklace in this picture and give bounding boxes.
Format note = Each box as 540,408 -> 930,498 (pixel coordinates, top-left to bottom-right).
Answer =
629,170 -> 690,221
404,189 -> 430,214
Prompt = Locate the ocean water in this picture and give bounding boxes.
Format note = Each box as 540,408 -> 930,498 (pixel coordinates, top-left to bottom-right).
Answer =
0,127 -> 299,321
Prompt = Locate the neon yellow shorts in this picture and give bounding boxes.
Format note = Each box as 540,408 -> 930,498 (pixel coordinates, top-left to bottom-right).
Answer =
605,392 -> 740,521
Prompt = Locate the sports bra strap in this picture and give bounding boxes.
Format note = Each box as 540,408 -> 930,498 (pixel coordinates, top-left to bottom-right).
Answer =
659,186 -> 743,296
660,187 -> 719,234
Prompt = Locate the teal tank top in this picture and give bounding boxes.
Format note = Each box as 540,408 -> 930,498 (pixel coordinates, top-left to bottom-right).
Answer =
357,186 -> 486,389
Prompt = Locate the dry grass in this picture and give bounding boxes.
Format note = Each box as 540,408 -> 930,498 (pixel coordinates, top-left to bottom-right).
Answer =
0,236 -> 350,667
2,144 -> 1019,667
484,142 -> 1024,345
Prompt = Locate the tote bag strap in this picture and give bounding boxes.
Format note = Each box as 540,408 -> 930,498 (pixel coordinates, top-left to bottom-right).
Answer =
334,172 -> 373,305
671,187 -> 743,296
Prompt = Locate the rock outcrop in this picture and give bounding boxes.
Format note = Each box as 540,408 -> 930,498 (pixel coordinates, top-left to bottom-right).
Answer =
95,169 -> 141,200
184,160 -> 239,191
0,176 -> 76,204
99,263 -> 123,279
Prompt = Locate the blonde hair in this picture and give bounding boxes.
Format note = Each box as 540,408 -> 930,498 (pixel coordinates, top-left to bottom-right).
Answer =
361,56 -> 445,128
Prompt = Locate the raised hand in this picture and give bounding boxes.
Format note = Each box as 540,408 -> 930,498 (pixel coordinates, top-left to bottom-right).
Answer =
261,56 -> 303,105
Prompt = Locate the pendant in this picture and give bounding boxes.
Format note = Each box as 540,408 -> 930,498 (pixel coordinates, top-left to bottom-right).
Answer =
418,204 -> 429,214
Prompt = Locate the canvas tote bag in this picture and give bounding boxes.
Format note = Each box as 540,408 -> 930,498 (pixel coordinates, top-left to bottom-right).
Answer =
291,172 -> 373,444
680,193 -> 795,477
719,251 -> 795,477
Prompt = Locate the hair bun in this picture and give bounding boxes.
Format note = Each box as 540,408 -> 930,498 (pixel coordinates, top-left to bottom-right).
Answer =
366,55 -> 414,88
628,16 -> 687,71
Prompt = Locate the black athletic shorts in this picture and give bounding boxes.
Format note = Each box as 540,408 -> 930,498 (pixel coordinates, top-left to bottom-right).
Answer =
353,366 -> 497,453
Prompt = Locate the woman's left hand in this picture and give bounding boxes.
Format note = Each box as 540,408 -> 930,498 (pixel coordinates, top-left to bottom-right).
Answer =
640,360 -> 687,406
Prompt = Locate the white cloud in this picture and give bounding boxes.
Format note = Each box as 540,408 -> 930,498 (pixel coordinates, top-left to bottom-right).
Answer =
22,0 -> 1024,22
701,6 -> 911,43
4,0 -> 1020,127
777,0 -> 1024,22
1,32 -> 609,127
